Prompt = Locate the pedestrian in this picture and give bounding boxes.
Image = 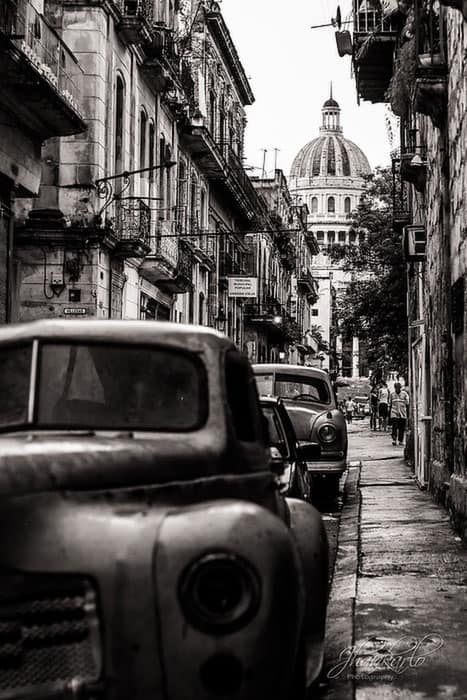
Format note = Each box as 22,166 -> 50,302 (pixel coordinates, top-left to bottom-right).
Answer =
344,397 -> 355,423
377,381 -> 389,431
369,385 -> 379,431
389,382 -> 410,446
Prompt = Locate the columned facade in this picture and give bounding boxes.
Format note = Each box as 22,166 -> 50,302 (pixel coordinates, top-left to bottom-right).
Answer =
289,93 -> 371,377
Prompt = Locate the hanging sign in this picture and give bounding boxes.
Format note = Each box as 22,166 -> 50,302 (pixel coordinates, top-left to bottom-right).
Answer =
228,277 -> 258,298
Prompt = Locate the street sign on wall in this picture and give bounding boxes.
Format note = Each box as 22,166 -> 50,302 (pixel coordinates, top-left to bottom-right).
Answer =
63,308 -> 87,315
228,277 -> 258,298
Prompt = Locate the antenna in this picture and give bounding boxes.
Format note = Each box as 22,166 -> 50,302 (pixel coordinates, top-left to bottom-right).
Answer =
261,149 -> 268,178
273,148 -> 280,172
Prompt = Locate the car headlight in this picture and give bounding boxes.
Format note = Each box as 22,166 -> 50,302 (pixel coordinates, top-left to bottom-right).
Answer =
179,552 -> 260,635
318,423 -> 337,444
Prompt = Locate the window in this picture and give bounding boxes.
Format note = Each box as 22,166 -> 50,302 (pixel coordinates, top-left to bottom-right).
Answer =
358,231 -> 366,244
225,351 -> 263,443
311,196 -> 318,213
316,231 -> 325,241
344,196 -> 351,214
338,231 -> 346,242
159,135 -> 166,217
37,343 -> 208,432
350,231 -> 357,244
312,308 -> 319,316
139,109 -> 147,171
114,76 -> 125,175
0,344 -> 32,428
328,196 -> 335,213
149,122 -> 155,183
328,231 -> 335,243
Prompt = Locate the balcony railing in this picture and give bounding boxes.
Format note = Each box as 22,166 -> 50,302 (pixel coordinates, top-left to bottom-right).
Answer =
0,0 -> 84,134
352,0 -> 399,103
413,0 -> 447,128
392,158 -> 412,231
116,0 -> 153,43
113,199 -> 151,257
297,268 -> 319,299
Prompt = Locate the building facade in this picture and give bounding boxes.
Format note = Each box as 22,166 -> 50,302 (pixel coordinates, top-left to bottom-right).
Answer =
0,0 -> 86,323
2,0 -> 319,360
289,95 -> 371,377
349,0 -> 467,539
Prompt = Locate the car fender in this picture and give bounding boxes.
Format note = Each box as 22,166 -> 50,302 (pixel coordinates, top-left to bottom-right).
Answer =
286,498 -> 329,685
154,499 -> 305,699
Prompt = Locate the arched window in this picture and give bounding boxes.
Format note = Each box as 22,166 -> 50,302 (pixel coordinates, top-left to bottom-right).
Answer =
148,121 -> 155,183
139,109 -> 147,171
311,196 -> 318,213
114,75 -> 125,175
344,196 -> 351,214
328,196 -> 335,213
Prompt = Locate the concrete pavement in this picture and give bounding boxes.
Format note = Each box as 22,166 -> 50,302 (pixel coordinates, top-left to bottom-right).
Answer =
319,420 -> 467,699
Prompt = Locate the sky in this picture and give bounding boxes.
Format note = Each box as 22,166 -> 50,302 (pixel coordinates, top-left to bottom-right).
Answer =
220,0 -> 394,177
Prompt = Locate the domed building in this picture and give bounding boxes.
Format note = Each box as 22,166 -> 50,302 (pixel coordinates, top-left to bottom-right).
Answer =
289,92 -> 372,377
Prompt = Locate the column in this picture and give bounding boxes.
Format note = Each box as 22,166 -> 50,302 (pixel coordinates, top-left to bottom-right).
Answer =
352,335 -> 360,378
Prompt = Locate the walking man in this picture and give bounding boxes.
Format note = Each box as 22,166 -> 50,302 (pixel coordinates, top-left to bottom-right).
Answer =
345,397 -> 355,423
369,385 -> 379,431
378,381 -> 390,431
389,382 -> 410,446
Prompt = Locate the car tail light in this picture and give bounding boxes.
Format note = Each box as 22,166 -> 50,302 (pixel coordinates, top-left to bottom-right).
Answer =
179,552 -> 260,635
0,573 -> 102,698
318,424 -> 337,444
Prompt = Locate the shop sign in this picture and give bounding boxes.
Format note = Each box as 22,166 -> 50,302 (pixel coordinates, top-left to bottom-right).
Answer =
228,277 -> 258,298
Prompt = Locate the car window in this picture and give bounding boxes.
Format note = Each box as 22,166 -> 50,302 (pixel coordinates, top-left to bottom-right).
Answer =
255,372 -> 331,405
225,351 -> 263,442
36,343 -> 207,431
0,344 -> 31,428
261,405 -> 290,458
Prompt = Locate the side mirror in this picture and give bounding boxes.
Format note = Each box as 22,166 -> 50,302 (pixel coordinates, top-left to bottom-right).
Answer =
297,441 -> 321,462
269,445 -> 285,475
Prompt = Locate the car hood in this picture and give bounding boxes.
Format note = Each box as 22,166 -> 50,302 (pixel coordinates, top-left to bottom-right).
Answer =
0,432 -> 270,497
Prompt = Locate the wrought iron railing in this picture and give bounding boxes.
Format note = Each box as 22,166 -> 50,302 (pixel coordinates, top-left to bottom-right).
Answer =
0,0 -> 83,113
115,199 -> 150,245
216,140 -> 259,207
353,0 -> 398,33
116,0 -> 153,22
392,158 -> 412,226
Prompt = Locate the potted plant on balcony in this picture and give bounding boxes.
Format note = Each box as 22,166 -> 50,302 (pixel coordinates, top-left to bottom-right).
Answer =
385,35 -> 417,118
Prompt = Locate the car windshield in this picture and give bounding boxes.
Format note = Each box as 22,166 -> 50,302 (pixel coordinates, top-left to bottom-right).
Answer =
0,342 -> 207,432
255,372 -> 331,406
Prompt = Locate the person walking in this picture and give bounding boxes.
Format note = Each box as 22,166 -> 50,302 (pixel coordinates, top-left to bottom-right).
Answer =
389,382 -> 410,446
377,381 -> 390,431
345,397 -> 355,423
369,385 -> 379,431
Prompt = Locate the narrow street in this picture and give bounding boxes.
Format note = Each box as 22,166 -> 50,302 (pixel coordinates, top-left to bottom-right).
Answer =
318,419 -> 467,700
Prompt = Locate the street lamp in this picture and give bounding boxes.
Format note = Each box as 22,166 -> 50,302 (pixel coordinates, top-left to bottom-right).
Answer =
95,160 -> 177,216
215,305 -> 227,333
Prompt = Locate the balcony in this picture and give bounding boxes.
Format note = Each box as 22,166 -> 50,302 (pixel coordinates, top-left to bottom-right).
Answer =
297,268 -> 319,301
113,199 -> 151,258
142,26 -> 183,94
352,0 -> 399,103
181,124 -> 261,224
399,126 -> 427,193
0,0 -> 86,139
116,0 -> 153,44
413,2 -> 447,129
185,221 -> 216,270
243,302 -> 300,342
219,250 -> 241,277
392,158 -> 412,232
140,224 -> 193,293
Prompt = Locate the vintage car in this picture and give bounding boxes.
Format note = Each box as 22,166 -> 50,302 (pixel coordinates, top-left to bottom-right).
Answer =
0,320 -> 329,700
253,363 -> 348,497
353,395 -> 370,419
260,396 -> 320,502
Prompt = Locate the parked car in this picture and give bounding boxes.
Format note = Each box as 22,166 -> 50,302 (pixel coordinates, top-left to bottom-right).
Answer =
0,320 -> 329,699
253,363 -> 348,497
353,395 -> 370,419
260,395 -> 320,501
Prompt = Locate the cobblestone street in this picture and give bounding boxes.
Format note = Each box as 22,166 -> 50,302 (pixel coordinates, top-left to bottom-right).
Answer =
318,420 -> 467,700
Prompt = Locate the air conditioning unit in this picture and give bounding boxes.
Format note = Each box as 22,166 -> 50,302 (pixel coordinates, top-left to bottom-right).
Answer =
403,225 -> 426,261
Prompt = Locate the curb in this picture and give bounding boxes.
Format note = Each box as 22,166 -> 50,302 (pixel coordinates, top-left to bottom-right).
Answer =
318,463 -> 361,700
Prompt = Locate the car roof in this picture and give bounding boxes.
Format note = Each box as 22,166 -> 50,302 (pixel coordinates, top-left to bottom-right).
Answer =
0,319 -> 235,353
252,363 -> 330,380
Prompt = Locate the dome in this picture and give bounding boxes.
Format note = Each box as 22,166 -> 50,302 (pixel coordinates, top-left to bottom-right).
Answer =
290,134 -> 371,179
290,91 -> 371,179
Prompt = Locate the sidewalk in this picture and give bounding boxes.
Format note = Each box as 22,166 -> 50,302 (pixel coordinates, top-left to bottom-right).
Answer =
321,423 -> 467,700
